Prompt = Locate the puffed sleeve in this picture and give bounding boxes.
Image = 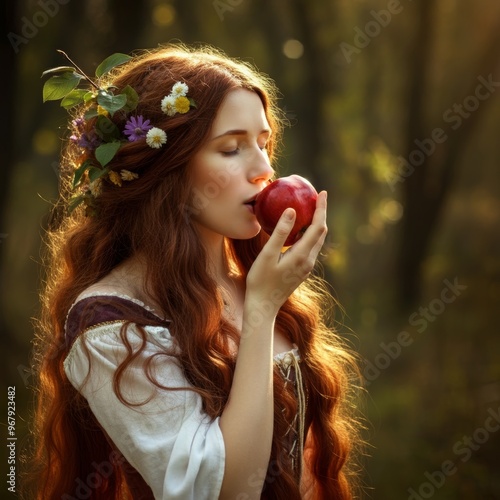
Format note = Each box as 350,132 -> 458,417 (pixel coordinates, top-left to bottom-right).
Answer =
63,322 -> 225,500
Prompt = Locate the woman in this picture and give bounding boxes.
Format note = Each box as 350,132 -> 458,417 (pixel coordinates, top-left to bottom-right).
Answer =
28,44 -> 361,499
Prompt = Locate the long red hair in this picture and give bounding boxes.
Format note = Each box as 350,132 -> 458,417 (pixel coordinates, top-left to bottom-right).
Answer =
25,44 -> 362,499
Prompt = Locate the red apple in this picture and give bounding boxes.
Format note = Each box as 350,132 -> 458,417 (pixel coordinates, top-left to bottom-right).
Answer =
254,174 -> 318,246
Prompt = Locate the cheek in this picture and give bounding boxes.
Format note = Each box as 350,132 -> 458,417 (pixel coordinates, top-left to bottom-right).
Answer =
189,175 -> 236,224
195,165 -> 241,202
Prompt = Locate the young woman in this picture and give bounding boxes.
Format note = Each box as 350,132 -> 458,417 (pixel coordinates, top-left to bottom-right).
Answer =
28,44 -> 361,499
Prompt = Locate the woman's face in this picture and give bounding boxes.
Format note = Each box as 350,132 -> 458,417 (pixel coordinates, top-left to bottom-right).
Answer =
188,88 -> 275,242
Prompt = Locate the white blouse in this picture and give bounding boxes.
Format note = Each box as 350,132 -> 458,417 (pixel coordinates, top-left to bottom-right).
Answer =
63,303 -> 302,500
64,321 -> 225,500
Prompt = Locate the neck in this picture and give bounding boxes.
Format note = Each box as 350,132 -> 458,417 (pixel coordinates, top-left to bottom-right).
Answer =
194,224 -> 236,289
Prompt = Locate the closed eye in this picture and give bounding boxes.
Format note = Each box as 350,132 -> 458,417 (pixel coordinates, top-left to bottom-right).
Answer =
221,148 -> 240,157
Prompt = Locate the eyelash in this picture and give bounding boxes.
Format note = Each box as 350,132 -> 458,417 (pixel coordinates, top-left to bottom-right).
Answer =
221,149 -> 240,157
221,145 -> 267,157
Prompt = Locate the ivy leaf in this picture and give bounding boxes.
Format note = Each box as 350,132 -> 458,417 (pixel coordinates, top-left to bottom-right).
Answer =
121,85 -> 139,112
95,141 -> 121,167
95,115 -> 120,141
41,66 -> 77,78
97,90 -> 127,115
61,89 -> 88,109
95,53 -> 131,78
72,160 -> 93,188
43,72 -> 84,102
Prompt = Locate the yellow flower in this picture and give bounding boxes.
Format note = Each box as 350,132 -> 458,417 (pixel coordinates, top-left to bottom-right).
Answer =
120,169 -> 139,181
174,96 -> 190,114
97,105 -> 109,116
108,171 -> 122,186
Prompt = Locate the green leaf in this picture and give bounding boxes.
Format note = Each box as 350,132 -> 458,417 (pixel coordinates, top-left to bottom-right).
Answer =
97,90 -> 127,115
84,107 -> 99,120
88,166 -> 109,182
61,89 -> 88,109
95,141 -> 121,167
95,53 -> 131,78
68,194 -> 86,213
95,115 -> 120,141
43,72 -> 83,102
188,97 -> 197,108
72,160 -> 93,188
121,85 -> 139,112
83,91 -> 96,103
41,66 -> 77,78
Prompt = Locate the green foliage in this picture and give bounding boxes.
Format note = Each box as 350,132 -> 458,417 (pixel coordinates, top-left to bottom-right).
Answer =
60,89 -> 88,109
42,72 -> 83,102
72,159 -> 93,188
95,53 -> 131,78
95,142 -> 121,167
96,90 -> 128,116
121,85 -> 139,112
95,115 -> 120,141
41,52 -> 140,212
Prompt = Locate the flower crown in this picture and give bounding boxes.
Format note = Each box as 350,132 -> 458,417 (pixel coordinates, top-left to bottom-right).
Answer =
42,51 -> 196,214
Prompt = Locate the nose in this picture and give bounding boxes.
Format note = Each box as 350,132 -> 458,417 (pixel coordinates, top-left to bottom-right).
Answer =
248,149 -> 274,184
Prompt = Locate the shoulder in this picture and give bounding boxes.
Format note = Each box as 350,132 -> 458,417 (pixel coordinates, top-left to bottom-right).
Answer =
64,290 -> 168,350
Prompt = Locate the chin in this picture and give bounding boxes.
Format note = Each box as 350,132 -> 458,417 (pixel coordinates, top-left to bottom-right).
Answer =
229,224 -> 261,241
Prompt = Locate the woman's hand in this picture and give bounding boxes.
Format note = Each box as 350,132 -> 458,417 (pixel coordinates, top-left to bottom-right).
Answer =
219,192 -> 328,500
245,191 -> 328,317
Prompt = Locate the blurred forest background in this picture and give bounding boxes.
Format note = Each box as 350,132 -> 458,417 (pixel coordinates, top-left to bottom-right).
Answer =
1,0 -> 499,498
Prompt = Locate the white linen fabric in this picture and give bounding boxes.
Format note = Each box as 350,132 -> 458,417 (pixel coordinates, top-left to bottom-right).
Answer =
64,321 -> 226,500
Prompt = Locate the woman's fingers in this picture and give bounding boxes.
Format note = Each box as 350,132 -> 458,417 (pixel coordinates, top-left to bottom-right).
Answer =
288,191 -> 328,257
251,191 -> 327,286
264,208 -> 296,254
268,191 -> 327,284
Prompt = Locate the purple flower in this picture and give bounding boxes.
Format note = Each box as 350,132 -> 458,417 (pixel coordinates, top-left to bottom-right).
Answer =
72,117 -> 85,131
70,131 -> 102,150
69,117 -> 101,151
123,115 -> 152,142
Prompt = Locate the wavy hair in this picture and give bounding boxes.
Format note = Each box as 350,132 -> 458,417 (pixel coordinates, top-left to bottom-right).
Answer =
24,44 -> 362,499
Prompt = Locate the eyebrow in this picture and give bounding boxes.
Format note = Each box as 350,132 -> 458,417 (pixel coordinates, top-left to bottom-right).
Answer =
210,129 -> 271,141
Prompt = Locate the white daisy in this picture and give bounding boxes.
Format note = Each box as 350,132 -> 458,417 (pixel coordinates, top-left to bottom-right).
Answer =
171,81 -> 189,97
146,127 -> 167,149
161,95 -> 177,116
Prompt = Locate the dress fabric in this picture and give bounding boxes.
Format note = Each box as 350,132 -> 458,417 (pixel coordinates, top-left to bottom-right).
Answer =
63,293 -> 305,499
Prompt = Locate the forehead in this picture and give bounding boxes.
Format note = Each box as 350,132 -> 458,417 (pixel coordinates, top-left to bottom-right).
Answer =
209,89 -> 269,135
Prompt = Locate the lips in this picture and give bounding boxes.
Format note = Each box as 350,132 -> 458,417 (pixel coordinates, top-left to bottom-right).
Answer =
243,195 -> 258,214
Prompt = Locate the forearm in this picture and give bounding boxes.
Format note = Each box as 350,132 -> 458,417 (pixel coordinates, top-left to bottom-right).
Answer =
218,301 -> 275,499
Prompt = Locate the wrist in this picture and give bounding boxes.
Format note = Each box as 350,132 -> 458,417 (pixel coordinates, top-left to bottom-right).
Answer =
242,297 -> 279,331
244,287 -> 286,317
